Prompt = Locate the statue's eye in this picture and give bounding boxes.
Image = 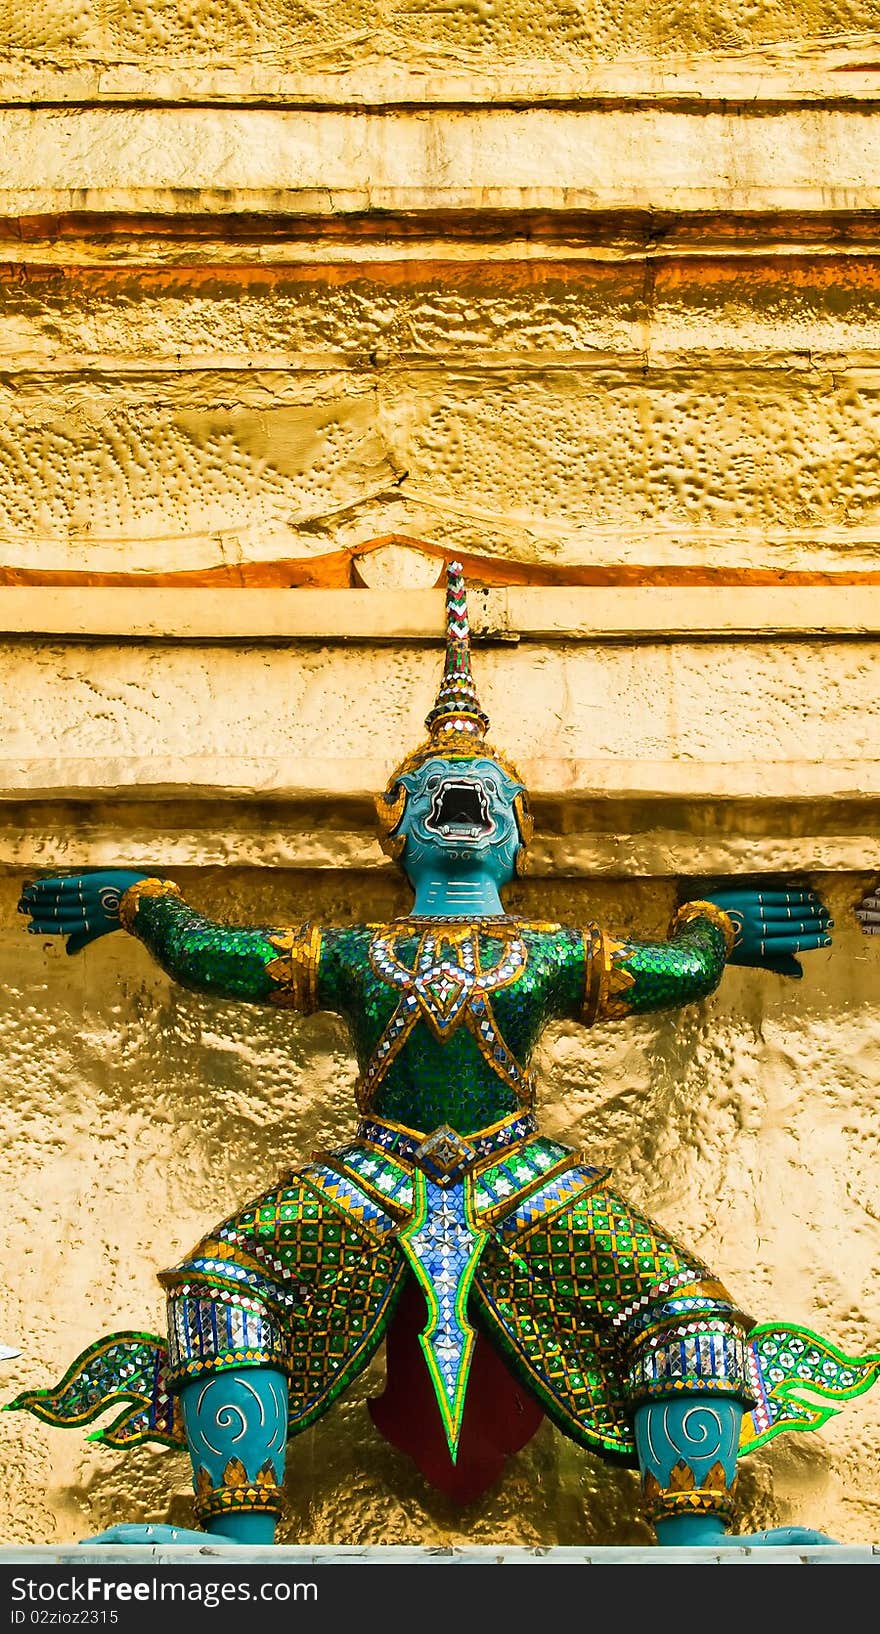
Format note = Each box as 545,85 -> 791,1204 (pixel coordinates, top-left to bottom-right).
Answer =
426,776 -> 441,791
483,778 -> 498,796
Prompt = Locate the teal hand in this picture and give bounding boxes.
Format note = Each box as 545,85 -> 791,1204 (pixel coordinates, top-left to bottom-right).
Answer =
18,871 -> 147,955
696,883 -> 833,979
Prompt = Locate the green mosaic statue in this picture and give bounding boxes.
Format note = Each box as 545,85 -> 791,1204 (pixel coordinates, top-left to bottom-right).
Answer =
11,564 -> 880,1549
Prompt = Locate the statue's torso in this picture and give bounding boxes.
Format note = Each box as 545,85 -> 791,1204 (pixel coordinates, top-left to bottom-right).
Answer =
319,919 -> 584,1134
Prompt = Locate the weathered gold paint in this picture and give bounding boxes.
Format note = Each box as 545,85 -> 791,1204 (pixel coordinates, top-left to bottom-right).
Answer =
2,253 -> 880,581
1,0 -> 878,71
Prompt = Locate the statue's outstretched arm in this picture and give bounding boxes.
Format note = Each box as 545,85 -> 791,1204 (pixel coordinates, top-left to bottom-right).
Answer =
19,872 -> 326,1013
572,882 -> 832,1025
577,900 -> 736,1024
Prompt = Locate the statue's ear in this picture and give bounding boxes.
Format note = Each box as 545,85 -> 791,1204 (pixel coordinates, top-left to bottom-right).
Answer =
375,781 -> 408,864
379,829 -> 406,862
513,791 -> 534,846
512,791 -> 533,878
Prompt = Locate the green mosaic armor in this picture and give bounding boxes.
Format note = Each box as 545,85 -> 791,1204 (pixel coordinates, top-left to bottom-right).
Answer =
120,887 -> 731,1135
82,880 -> 757,1459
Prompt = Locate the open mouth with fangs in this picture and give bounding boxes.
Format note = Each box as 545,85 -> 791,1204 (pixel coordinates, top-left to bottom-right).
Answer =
425,779 -> 496,842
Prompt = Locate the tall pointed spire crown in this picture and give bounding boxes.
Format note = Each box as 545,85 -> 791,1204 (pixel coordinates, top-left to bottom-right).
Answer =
423,560 -> 491,749
375,557 -> 532,865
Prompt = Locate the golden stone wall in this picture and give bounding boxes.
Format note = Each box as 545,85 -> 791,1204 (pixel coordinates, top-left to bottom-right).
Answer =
0,0 -> 879,1548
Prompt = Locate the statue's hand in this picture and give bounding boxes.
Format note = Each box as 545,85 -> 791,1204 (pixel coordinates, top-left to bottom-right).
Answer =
855,887 -> 880,934
693,882 -> 833,980
18,871 -> 147,955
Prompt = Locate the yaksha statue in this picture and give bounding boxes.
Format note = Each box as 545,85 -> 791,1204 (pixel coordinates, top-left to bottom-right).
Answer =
11,564 -> 880,1549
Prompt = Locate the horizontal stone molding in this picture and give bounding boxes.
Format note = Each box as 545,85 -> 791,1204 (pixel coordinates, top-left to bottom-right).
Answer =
3,362 -> 880,576
2,16 -> 880,110
4,106 -> 880,219
1,801 -> 878,877
5,213 -> 880,261
0,635 -> 873,804
4,65 -> 880,111
4,755 -> 880,801
1,586 -> 880,641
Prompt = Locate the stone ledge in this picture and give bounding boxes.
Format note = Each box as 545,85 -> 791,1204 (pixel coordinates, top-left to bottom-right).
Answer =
2,586 -> 880,642
3,106 -> 880,220
3,757 -> 878,804
0,1543 -> 877,1566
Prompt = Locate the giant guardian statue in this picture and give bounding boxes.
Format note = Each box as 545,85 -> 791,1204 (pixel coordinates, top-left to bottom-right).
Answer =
11,565 -> 879,1547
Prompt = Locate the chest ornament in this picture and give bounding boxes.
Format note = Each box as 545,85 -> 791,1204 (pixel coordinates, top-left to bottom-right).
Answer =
357,925 -> 534,1112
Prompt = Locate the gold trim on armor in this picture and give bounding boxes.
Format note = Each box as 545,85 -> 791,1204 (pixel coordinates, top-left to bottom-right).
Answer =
194,1459 -> 284,1522
477,1153 -> 585,1227
264,924 -> 322,1013
669,899 -> 736,959
351,1108 -> 538,1178
627,1305 -> 754,1357
581,923 -> 604,1026
385,916 -> 562,932
582,927 -> 637,1023
119,877 -> 183,932
359,923 -> 535,1110
641,1462 -> 738,1525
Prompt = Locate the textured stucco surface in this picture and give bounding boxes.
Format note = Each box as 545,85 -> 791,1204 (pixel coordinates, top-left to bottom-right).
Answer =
0,868 -> 878,1547
3,258 -> 880,579
1,0 -> 878,68
1,638 -> 876,775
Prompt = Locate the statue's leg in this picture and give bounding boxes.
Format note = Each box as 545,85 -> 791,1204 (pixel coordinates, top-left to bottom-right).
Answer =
179,1364 -> 288,1544
72,1168 -> 404,1545
634,1396 -> 836,1547
156,1169 -> 403,1542
83,1301 -> 290,1548
474,1176 -> 837,1546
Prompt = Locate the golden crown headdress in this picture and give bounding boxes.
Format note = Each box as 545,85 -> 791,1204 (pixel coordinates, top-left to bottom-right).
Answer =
375,561 -> 533,865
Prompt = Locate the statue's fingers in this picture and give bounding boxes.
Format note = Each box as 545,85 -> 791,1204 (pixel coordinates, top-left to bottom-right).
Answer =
761,932 -> 832,953
51,878 -> 90,903
856,904 -> 880,924
777,911 -> 833,931
760,906 -> 833,928
754,889 -> 816,907
17,883 -> 57,910
19,881 -> 82,910
760,919 -> 832,939
24,909 -> 89,930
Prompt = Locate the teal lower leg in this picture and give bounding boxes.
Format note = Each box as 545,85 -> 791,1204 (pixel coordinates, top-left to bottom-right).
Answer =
635,1396 -> 835,1546
634,1396 -> 740,1544
179,1367 -> 289,1544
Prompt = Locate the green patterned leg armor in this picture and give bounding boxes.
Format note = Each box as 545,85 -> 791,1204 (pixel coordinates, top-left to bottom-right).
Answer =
473,1179 -> 754,1468
161,1168 -> 407,1433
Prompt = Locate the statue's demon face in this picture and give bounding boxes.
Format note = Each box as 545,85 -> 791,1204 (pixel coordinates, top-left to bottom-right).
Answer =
393,756 -> 526,887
